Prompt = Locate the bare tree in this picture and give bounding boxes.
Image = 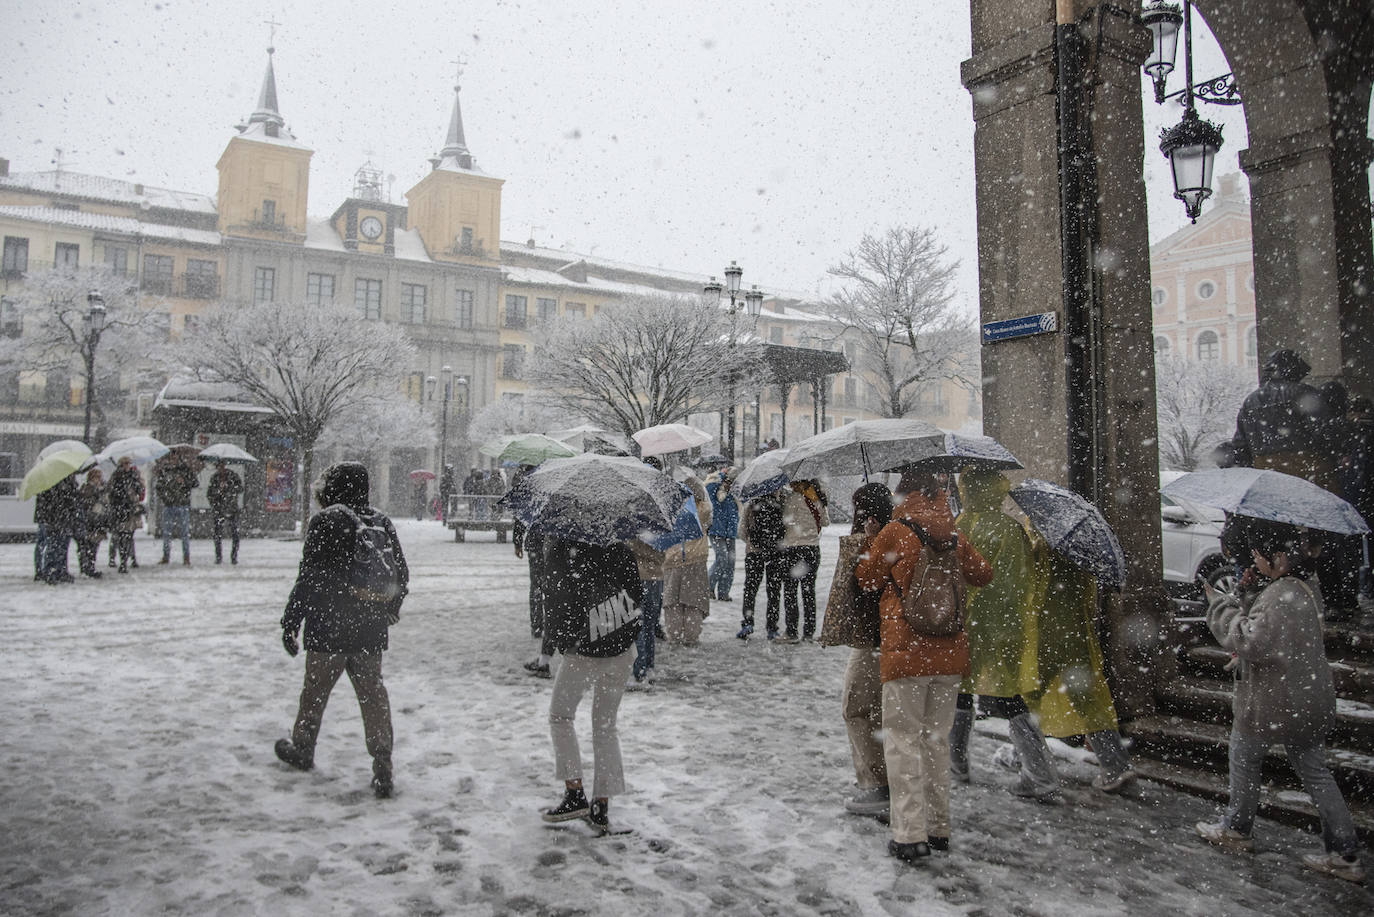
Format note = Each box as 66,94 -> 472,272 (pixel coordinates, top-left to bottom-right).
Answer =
316,392 -> 437,467
1154,353 -> 1254,471
174,300 -> 416,531
528,293 -> 765,442
825,225 -> 974,418
0,265 -> 170,442
466,396 -> 580,452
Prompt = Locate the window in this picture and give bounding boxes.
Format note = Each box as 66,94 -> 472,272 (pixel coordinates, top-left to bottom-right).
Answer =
1151,288 -> 1166,306
460,227 -> 474,252
261,199 -> 277,225
1195,330 -> 1219,361
184,259 -> 218,298
1196,280 -> 1216,300
401,283 -> 427,323
501,344 -> 525,379
537,297 -> 558,323
253,266 -> 276,304
1245,327 -> 1258,367
505,294 -> 528,329
455,289 -> 474,328
143,254 -> 174,294
306,272 -> 335,305
55,242 -> 80,270
104,245 -> 128,273
769,326 -> 784,344
1154,335 -> 1170,355
355,278 -> 382,320
1,297 -> 20,338
844,377 -> 857,407
2,237 -> 30,274
565,301 -> 585,319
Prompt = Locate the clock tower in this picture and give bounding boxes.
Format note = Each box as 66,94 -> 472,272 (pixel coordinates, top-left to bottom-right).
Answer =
405,75 -> 503,265
330,160 -> 408,255
216,46 -> 313,244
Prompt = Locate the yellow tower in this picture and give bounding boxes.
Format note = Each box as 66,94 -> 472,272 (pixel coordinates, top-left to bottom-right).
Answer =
405,75 -> 503,265
215,47 -> 313,243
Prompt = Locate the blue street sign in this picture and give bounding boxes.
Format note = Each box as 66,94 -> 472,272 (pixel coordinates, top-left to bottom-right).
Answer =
981,311 -> 1059,344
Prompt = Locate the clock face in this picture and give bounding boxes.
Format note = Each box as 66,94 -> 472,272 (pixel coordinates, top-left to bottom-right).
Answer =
359,216 -> 383,240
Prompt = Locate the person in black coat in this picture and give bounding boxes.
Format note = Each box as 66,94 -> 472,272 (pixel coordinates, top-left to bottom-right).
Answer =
207,461 -> 244,565
275,461 -> 409,799
1227,349 -> 1332,483
34,473 -> 79,584
539,537 -> 643,832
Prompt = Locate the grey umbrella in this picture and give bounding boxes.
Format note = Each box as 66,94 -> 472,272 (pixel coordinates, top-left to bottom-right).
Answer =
1009,479 -> 1127,591
1161,467 -> 1369,535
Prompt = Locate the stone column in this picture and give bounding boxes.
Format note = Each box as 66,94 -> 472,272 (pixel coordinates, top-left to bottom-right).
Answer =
964,1 -> 1169,716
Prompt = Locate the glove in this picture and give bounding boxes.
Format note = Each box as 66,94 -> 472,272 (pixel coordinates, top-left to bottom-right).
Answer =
386,597 -> 402,627
282,628 -> 299,657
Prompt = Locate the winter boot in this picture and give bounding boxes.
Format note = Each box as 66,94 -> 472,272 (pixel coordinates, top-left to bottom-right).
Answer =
542,786 -> 590,823
372,756 -> 394,799
274,738 -> 314,771
1007,713 -> 1061,801
588,798 -> 610,829
949,708 -> 974,783
888,840 -> 931,863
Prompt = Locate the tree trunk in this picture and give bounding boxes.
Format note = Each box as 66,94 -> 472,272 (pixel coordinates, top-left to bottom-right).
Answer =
299,444 -> 315,538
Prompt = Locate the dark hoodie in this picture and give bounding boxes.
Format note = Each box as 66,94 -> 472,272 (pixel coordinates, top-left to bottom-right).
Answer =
1232,348 -> 1329,464
542,538 -> 643,658
282,462 -> 409,654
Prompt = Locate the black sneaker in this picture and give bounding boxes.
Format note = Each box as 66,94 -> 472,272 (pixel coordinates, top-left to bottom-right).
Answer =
928,836 -> 950,852
889,840 -> 932,863
542,787 -> 590,823
588,799 -> 609,829
372,773 -> 394,799
274,738 -> 314,771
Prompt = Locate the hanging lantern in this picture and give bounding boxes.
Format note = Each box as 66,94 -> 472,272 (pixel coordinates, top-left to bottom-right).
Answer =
1141,1 -> 1183,104
1159,107 -> 1224,223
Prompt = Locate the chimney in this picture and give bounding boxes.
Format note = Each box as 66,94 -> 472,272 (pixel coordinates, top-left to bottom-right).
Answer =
133,183 -> 144,195
0,158 -> 9,177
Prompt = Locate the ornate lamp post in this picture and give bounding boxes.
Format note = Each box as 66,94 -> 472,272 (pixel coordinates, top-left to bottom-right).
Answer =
81,290 -> 106,444
703,262 -> 765,461
426,364 -> 455,472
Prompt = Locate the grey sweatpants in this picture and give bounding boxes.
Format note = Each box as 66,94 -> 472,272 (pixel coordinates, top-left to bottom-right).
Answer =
549,649 -> 633,798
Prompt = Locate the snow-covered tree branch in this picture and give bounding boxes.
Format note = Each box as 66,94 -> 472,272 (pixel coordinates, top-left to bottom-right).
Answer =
173,300 -> 416,529
825,225 -> 974,418
1154,353 -> 1254,471
528,293 -> 766,442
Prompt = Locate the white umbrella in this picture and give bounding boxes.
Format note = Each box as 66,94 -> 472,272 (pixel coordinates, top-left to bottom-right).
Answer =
632,423 -> 712,457
19,445 -> 93,500
1161,467 -> 1370,535
781,418 -> 943,478
38,439 -> 90,460
734,449 -> 792,501
199,443 -> 259,463
548,424 -> 631,454
93,435 -> 169,467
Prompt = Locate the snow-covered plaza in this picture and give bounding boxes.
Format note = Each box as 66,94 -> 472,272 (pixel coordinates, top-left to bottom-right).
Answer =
1,520 -> 1369,916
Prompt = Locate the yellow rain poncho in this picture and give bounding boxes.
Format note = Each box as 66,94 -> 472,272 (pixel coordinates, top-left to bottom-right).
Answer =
955,470 -> 1041,699
1027,541 -> 1120,738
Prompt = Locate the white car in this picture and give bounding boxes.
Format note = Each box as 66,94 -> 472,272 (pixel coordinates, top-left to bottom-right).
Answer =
1160,486 -> 1234,618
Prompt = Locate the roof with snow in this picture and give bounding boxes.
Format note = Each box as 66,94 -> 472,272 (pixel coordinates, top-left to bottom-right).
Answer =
302,217 -> 433,263
0,205 -> 222,247
0,170 -> 216,215
153,378 -> 274,415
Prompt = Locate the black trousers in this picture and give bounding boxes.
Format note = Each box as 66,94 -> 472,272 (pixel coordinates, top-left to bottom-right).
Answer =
782,545 -> 821,638
741,548 -> 783,632
213,512 -> 240,563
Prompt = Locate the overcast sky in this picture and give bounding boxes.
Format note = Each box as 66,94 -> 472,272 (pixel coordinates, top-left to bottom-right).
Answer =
2,0 -> 1251,311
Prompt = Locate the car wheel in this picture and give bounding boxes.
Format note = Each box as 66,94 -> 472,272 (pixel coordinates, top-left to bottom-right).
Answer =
1200,560 -> 1239,599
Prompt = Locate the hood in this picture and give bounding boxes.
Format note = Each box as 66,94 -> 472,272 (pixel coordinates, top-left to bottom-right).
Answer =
1261,348 -> 1310,383
315,461 -> 370,511
957,469 -> 1011,514
895,489 -> 957,541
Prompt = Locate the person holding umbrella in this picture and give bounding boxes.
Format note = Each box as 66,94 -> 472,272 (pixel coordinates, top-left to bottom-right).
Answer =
778,478 -> 830,642
154,454 -> 199,565
208,460 -> 244,565
34,472 -> 80,584
855,467 -> 992,863
1196,516 -> 1364,883
705,468 -> 740,602
108,456 -> 146,572
76,468 -> 110,579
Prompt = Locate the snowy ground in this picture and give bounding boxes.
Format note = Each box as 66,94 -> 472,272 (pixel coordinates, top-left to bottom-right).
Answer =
1,520 -> 1370,916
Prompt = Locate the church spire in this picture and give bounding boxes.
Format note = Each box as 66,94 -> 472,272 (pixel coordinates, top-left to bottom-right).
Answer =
431,61 -> 474,171
251,47 -> 283,129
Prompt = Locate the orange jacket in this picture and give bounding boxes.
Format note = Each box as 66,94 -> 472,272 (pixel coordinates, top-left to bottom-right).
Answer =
855,490 -> 993,683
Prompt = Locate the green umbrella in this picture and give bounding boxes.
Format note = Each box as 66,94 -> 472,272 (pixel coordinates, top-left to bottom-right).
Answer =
19,445 -> 94,500
478,433 -> 578,465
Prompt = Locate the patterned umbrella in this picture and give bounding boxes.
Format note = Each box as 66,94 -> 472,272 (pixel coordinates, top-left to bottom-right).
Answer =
1009,478 -> 1127,591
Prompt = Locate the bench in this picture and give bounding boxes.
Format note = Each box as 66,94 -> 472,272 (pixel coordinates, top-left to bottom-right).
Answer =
446,495 -> 515,543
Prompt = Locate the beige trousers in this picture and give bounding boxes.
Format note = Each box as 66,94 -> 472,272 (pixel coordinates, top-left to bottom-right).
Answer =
292,651 -> 393,778
549,650 -> 633,798
882,674 -> 961,843
842,647 -> 886,788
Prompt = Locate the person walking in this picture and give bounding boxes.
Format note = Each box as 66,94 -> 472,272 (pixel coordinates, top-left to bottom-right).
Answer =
778,478 -> 830,642
950,469 -> 1061,800
662,471 -> 712,646
34,472 -> 79,584
76,468 -> 110,579
155,458 -> 198,565
438,465 -> 457,524
539,537 -> 643,832
276,461 -> 409,799
1226,348 -> 1332,484
513,465 -> 553,678
737,489 -> 786,639
108,457 -> 145,572
833,482 -> 894,817
207,460 -> 244,565
1196,516 -> 1364,883
855,468 -> 992,864
706,469 -> 741,601
628,456 -> 667,688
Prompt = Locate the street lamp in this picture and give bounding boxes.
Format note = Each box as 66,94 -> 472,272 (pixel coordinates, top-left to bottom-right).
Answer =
1144,0 -> 1228,223
704,262 -> 766,462
426,365 -> 455,472
81,290 -> 107,444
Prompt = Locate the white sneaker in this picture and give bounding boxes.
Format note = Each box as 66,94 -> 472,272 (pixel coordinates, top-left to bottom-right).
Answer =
1195,820 -> 1254,853
991,743 -> 1020,773
844,785 -> 890,816
1092,770 -> 1138,794
1301,851 -> 1366,883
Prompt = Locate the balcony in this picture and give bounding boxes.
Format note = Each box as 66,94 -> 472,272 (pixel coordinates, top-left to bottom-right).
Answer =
504,314 -> 528,330
181,272 -> 220,299
141,274 -> 175,295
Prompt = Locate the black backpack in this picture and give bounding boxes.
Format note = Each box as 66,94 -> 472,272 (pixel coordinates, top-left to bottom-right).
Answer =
748,494 -> 786,551
338,506 -> 403,606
